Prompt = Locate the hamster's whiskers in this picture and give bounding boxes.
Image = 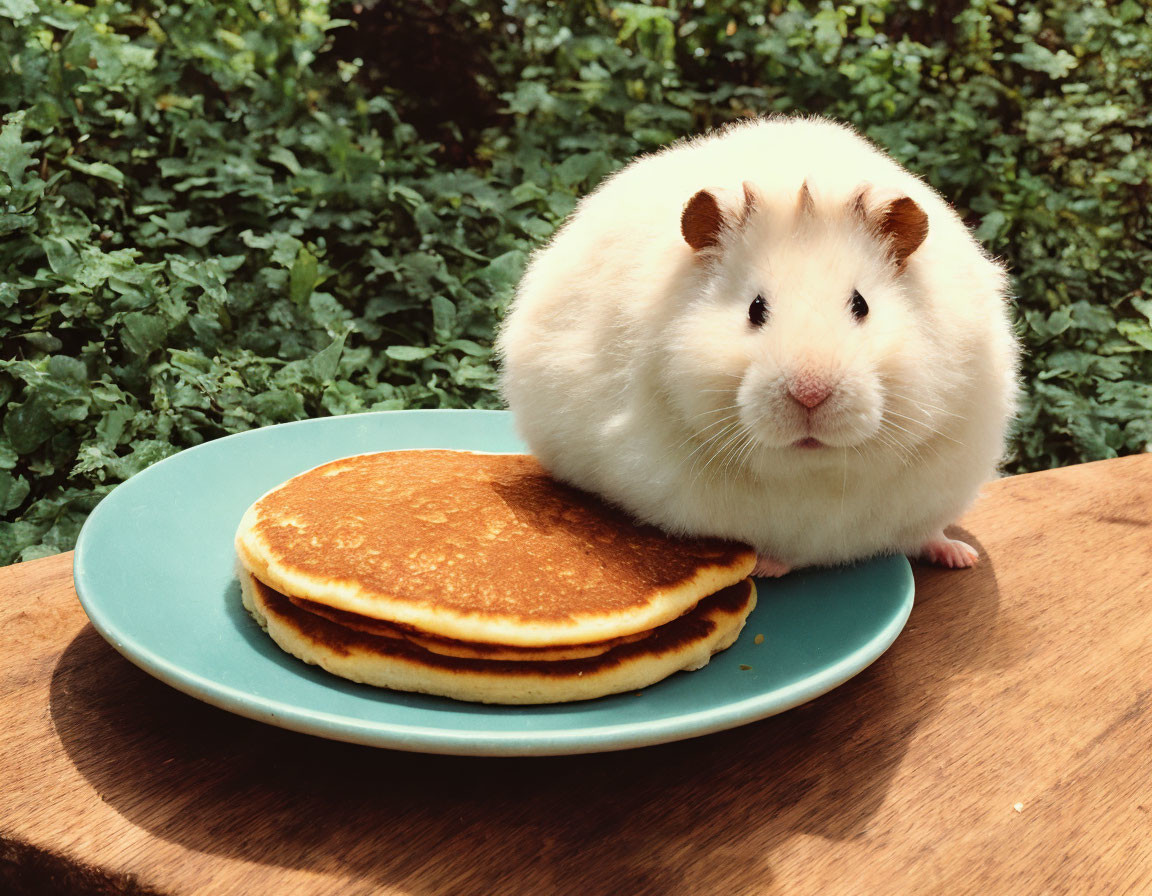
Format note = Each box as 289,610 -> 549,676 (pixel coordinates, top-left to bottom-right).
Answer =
880,424 -> 943,468
882,409 -> 966,448
671,408 -> 744,458
735,428 -> 763,469
685,402 -> 744,422
886,423 -> 932,459
717,429 -> 759,484
704,428 -> 756,491
684,418 -> 754,493
884,390 -> 965,421
678,417 -> 741,471
864,428 -> 918,468
684,425 -> 739,490
667,397 -> 747,451
720,412 -> 773,484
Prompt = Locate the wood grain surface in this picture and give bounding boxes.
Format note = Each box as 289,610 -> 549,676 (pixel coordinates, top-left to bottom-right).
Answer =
2,455 -> 1151,895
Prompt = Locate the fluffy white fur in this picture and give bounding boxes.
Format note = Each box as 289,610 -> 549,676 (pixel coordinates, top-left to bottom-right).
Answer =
497,116 -> 1020,568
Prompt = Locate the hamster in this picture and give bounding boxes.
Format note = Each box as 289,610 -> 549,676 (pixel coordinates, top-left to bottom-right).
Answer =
496,116 -> 1020,576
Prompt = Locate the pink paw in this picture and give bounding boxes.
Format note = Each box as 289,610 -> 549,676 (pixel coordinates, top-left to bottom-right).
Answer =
751,554 -> 793,578
919,536 -> 978,569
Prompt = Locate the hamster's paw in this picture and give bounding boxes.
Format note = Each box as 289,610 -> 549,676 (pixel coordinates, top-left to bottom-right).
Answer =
918,534 -> 978,569
752,554 -> 793,578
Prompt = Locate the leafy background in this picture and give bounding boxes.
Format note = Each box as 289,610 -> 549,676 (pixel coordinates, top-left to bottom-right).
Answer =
0,0 -> 1149,565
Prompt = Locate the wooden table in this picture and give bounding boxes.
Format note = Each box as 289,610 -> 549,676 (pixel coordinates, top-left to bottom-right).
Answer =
2,456 -> 1151,895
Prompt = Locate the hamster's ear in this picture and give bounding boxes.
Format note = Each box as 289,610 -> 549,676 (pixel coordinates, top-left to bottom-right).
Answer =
853,185 -> 928,268
681,182 -> 757,253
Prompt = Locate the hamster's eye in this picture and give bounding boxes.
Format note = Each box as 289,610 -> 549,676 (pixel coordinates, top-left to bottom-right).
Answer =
850,289 -> 869,321
748,294 -> 768,328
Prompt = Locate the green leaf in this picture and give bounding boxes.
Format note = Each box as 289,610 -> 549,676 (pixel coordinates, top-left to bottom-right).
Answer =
0,471 -> 30,513
1068,301 -> 1114,333
289,247 -> 318,306
384,345 -> 435,362
1010,43 -> 1078,79
3,395 -> 55,454
121,312 -> 169,358
47,355 -> 87,384
96,405 -> 137,445
554,151 -> 614,188
43,237 -> 80,277
446,339 -> 490,357
1117,320 -> 1152,352
268,146 -> 302,175
474,250 -> 527,296
431,294 -> 457,339
242,230 -> 304,267
173,225 -> 226,248
0,211 -> 34,234
23,332 -> 63,353
975,210 -> 1007,243
0,111 -> 38,191
167,349 -> 212,374
64,158 -> 126,187
1046,309 -> 1073,337
310,331 -> 347,382
116,440 -> 179,478
250,388 -> 306,423
0,0 -> 38,23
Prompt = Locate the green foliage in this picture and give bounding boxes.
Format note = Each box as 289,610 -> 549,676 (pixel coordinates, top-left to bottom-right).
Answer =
0,0 -> 530,562
1,0 -> 1150,564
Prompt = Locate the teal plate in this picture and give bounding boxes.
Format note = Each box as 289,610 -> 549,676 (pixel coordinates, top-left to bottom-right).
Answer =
73,409 -> 913,756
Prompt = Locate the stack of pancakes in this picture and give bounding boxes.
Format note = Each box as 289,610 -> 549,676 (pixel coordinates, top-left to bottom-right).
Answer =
234,451 -> 757,704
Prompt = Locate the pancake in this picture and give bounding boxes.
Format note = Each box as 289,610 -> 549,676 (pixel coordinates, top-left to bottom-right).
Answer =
235,450 -> 756,647
240,569 -> 757,704
287,595 -> 650,661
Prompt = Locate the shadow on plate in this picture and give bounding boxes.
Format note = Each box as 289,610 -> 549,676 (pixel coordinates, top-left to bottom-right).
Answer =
50,533 -> 1011,894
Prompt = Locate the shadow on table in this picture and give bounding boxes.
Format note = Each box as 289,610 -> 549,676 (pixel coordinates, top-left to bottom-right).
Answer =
50,531 -> 1015,895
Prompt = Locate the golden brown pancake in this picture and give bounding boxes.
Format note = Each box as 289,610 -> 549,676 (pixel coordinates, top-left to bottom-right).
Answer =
235,451 -> 756,647
240,570 -> 756,704
287,595 -> 650,661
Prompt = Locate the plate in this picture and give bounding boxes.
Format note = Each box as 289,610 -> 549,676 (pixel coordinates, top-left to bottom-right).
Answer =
73,409 -> 913,756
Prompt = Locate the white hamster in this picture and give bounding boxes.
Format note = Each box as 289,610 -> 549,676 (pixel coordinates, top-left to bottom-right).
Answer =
497,116 -> 1020,576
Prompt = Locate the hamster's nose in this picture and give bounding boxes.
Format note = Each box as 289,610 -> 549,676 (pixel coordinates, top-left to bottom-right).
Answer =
787,372 -> 833,409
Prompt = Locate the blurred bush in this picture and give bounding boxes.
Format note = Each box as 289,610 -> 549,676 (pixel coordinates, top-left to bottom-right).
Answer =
0,0 -> 1149,563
